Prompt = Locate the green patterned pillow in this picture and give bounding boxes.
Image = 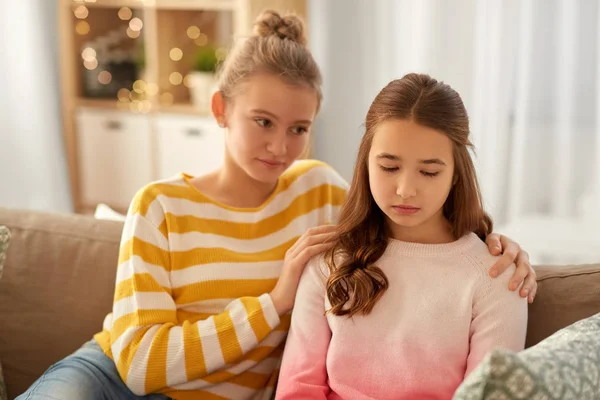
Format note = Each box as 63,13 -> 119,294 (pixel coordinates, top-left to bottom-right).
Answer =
0,226 -> 10,400
454,312 -> 600,400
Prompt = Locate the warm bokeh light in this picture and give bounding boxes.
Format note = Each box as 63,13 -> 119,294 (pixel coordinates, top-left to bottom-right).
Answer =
133,80 -> 146,94
183,74 -> 193,88
129,18 -> 143,32
170,48 -> 183,61
83,58 -> 98,70
140,100 -> 152,114
98,71 -> 112,85
126,28 -> 140,39
146,82 -> 159,97
75,21 -> 90,35
118,7 -> 133,21
160,92 -> 174,106
117,88 -> 130,101
187,26 -> 200,40
81,47 -> 96,62
169,72 -> 183,86
195,34 -> 208,47
73,5 -> 89,19
215,47 -> 227,61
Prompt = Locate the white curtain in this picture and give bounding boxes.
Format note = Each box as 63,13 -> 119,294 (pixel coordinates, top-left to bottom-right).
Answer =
0,0 -> 72,212
310,0 -> 600,264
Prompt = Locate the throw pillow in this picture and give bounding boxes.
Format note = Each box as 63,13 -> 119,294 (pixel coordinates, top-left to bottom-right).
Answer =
454,312 -> 600,400
0,225 -> 10,400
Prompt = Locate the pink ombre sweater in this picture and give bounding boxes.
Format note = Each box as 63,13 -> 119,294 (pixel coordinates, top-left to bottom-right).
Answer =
276,233 -> 528,400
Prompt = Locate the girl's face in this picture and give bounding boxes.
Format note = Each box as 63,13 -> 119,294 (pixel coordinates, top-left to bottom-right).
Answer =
368,119 -> 455,242
218,73 -> 319,185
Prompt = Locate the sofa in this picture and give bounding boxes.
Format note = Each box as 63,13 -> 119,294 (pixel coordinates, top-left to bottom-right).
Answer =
1,207 -> 600,399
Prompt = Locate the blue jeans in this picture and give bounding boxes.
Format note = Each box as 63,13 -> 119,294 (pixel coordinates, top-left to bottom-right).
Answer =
17,340 -> 170,400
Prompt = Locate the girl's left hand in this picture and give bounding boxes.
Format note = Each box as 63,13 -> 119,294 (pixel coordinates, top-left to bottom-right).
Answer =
485,233 -> 537,304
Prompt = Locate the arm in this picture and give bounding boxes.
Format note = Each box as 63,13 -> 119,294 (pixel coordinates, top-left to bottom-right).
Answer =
276,258 -> 332,399
110,195 -> 280,395
465,263 -> 528,378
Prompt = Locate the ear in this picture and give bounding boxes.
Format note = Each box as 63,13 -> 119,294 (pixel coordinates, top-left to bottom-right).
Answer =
211,91 -> 227,128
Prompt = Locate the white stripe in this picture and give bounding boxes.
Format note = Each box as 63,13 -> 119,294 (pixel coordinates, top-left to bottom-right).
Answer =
145,198 -> 167,228
227,299 -> 259,355
159,164 -> 345,223
197,318 -> 226,373
170,378 -> 213,391
102,313 -> 114,332
116,256 -> 171,287
176,298 -> 234,314
121,213 -> 169,250
126,325 -> 161,396
258,330 -> 287,348
112,292 -> 175,321
258,294 -> 280,330
198,382 -> 257,399
166,326 -> 187,388
225,359 -> 258,375
111,326 -> 142,365
171,261 -> 281,289
249,357 -> 280,375
168,206 -> 340,253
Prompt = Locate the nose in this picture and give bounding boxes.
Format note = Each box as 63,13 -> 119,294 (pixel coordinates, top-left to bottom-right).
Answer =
266,131 -> 287,156
396,173 -> 417,199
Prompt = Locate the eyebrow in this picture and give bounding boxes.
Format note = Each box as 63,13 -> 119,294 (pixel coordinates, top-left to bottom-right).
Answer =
250,109 -> 312,125
376,153 -> 447,166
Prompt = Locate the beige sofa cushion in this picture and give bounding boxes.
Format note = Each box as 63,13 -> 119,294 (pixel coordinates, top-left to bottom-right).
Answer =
526,264 -> 600,348
0,208 -> 123,399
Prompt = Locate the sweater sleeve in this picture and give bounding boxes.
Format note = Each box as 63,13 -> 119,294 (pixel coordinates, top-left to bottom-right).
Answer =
276,258 -> 331,399
465,261 -> 528,378
108,191 -> 281,395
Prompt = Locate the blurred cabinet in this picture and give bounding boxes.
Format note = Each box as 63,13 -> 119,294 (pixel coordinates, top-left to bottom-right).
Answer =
58,0 -> 307,213
155,114 -> 225,179
76,109 -> 153,209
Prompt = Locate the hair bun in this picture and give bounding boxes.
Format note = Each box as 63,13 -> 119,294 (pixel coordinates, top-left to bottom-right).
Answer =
253,10 -> 307,47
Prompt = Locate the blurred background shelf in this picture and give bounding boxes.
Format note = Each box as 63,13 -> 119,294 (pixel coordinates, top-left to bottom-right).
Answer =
59,0 -> 307,213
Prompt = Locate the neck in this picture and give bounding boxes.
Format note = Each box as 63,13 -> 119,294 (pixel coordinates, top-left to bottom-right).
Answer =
388,211 -> 455,244
215,156 -> 279,208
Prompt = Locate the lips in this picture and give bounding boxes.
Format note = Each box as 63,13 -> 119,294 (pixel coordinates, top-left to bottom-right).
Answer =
258,159 -> 285,168
392,205 -> 421,215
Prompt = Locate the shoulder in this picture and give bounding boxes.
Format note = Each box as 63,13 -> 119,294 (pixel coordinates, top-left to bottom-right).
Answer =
281,159 -> 349,192
128,175 -> 189,222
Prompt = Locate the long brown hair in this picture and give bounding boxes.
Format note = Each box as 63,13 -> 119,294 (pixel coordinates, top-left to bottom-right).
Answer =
326,73 -> 493,317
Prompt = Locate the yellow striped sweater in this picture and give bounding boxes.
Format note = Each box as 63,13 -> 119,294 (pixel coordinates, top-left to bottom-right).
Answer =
94,159 -> 348,400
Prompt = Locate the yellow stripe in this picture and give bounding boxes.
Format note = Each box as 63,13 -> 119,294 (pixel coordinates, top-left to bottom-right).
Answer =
176,310 -> 214,323
266,369 -> 279,388
202,369 -> 235,385
114,273 -> 171,302
144,324 -> 172,393
173,279 -> 278,304
214,311 -> 244,364
239,345 -> 277,363
167,390 -> 230,400
165,185 -> 346,238
114,328 -> 148,383
184,320 -> 207,380
276,313 -> 291,332
118,237 -> 170,267
171,239 -> 294,270
158,219 -> 169,240
228,371 -> 272,390
110,310 -> 177,343
240,297 -> 273,342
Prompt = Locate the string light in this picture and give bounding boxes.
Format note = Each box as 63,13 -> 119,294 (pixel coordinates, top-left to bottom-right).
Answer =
98,71 -> 112,85
133,80 -> 146,94
187,26 -> 200,39
74,5 -> 89,19
140,100 -> 152,114
126,28 -> 140,39
81,47 -> 96,62
183,74 -> 193,88
169,48 -> 183,61
118,7 -> 133,20
146,83 -> 159,96
129,18 -> 143,32
117,88 -> 130,101
83,59 -> 98,70
194,33 -> 208,46
169,72 -> 183,86
75,21 -> 90,35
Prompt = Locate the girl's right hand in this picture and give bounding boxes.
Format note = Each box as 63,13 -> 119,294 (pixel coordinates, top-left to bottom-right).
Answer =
270,224 -> 338,315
